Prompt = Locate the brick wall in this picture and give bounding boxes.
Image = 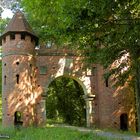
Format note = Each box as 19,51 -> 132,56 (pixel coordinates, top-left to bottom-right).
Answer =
2,36 -> 136,131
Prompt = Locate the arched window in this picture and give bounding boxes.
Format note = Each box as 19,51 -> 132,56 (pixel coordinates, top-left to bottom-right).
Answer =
16,74 -> 19,84
14,111 -> 23,126
120,113 -> 128,131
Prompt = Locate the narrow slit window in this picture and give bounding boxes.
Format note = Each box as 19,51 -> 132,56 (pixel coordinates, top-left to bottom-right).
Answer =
16,74 -> 19,84
105,77 -> 109,87
4,75 -> 6,85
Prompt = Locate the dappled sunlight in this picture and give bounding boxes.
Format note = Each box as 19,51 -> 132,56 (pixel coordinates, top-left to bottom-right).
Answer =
109,52 -> 130,87
2,54 -> 44,126
35,47 -> 96,127
55,57 -> 66,77
46,76 -> 87,127
36,49 -> 94,97
2,43 -> 136,129
1,10 -> 138,133
111,52 -> 130,72
80,76 -> 91,95
111,82 -> 136,131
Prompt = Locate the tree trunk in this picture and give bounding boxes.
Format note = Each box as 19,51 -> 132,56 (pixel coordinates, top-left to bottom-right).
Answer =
135,61 -> 140,132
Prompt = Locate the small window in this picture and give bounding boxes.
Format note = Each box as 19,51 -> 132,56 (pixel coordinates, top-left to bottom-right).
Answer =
104,73 -> 110,87
4,75 -> 6,85
10,33 -> 15,40
21,33 -> 25,40
4,63 -> 6,66
39,66 -> 47,75
16,62 -> 19,65
105,78 -> 109,87
16,74 -> 19,84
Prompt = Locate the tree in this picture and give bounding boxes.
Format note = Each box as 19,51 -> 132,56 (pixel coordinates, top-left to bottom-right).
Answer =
0,18 -> 10,35
46,77 -> 86,126
21,0 -> 140,131
0,0 -> 19,35
0,0 -> 20,10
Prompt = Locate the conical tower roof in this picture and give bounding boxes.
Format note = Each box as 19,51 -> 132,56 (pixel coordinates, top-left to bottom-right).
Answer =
1,10 -> 38,44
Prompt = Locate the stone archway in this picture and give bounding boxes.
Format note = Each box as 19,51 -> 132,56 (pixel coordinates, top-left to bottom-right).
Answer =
45,76 -> 86,126
41,74 -> 95,127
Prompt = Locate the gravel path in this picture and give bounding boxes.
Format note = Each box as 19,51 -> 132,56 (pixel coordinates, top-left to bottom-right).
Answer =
54,124 -> 140,140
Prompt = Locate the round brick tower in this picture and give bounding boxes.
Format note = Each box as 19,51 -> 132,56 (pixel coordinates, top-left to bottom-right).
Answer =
1,11 -> 38,127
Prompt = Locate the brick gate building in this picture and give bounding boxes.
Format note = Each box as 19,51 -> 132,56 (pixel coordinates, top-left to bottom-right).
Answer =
0,11 -> 136,131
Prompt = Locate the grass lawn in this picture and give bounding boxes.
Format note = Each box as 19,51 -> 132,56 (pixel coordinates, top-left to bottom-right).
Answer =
0,125 -> 123,140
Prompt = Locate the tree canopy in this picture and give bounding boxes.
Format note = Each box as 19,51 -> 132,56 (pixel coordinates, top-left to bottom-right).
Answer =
21,0 -> 140,84
21,0 -> 140,131
0,0 -> 139,131
0,18 -> 10,35
46,77 -> 86,126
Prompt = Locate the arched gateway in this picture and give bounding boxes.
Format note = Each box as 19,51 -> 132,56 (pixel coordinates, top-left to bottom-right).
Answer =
0,11 -> 136,131
36,49 -> 96,127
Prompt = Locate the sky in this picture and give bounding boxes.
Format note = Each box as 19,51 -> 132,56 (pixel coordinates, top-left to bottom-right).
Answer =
1,9 -> 13,19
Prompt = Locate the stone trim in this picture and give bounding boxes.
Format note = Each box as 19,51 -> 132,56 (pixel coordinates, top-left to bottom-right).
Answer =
2,52 -> 34,57
36,52 -> 77,56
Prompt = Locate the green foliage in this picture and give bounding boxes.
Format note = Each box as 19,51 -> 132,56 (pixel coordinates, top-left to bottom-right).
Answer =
0,18 -> 10,35
21,0 -> 140,130
46,77 -> 86,126
0,0 -> 20,10
0,62 -> 2,121
0,62 -> 1,93
22,0 -> 140,55
21,0 -> 140,81
20,0 -> 138,86
0,125 -> 121,140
